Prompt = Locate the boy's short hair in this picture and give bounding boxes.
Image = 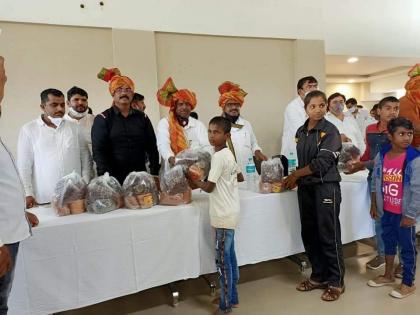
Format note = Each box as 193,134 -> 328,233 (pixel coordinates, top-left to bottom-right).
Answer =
304,90 -> 327,109
387,117 -> 414,135
209,116 -> 231,134
67,86 -> 88,101
345,98 -> 357,106
378,96 -> 399,109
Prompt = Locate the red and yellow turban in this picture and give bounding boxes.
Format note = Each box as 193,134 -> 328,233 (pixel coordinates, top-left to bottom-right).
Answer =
156,77 -> 197,155
218,81 -> 247,108
97,67 -> 135,95
404,64 -> 420,104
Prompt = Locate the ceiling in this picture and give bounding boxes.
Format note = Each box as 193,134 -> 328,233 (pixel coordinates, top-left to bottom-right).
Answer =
326,55 -> 419,83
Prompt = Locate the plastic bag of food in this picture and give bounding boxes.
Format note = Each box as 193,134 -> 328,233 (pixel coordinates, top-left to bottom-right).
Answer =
338,143 -> 361,172
86,172 -> 124,214
160,165 -> 192,205
52,171 -> 87,216
122,171 -> 159,209
175,148 -> 211,181
259,158 -> 284,193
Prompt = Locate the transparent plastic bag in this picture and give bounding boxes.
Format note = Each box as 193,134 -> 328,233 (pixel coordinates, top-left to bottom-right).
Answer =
122,171 -> 159,209
338,143 -> 361,172
160,165 -> 191,205
86,173 -> 123,214
259,158 -> 284,193
52,171 -> 87,216
175,148 -> 211,181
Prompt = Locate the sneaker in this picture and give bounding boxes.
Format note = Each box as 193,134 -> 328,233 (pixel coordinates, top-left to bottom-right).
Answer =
394,264 -> 403,279
389,284 -> 416,299
366,255 -> 385,270
367,276 -> 395,287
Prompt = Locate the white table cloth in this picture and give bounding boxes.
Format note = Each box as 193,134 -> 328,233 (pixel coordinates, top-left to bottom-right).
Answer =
9,172 -> 374,315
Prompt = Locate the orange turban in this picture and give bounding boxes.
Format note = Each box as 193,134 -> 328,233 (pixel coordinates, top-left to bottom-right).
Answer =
97,67 -> 135,95
218,81 -> 247,108
399,64 -> 420,147
156,77 -> 197,155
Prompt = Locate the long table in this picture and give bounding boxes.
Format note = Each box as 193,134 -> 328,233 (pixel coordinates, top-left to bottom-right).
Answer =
9,173 -> 374,315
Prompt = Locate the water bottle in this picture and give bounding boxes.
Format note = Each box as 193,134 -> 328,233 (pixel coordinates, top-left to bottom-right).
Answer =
287,151 -> 297,174
246,157 -> 257,192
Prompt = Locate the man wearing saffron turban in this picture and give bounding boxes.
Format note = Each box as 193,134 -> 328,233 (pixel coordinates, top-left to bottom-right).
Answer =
92,67 -> 160,184
399,64 -> 420,148
218,81 -> 267,175
156,77 -> 211,170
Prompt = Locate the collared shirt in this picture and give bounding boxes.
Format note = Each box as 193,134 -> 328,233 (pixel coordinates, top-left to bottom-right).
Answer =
157,116 -> 213,171
0,137 -> 31,246
17,116 -> 92,204
325,112 -> 366,153
281,96 -> 307,160
64,113 -> 95,154
92,106 -> 160,184
230,116 -> 262,175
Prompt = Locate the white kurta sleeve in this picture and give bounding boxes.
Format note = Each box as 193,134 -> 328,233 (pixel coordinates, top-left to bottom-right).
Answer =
247,122 -> 262,153
78,125 -> 93,183
17,127 -> 34,197
157,118 -> 174,161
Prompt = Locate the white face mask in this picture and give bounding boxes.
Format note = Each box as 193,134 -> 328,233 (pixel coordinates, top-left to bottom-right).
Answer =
348,106 -> 357,113
48,116 -> 63,127
69,106 -> 88,119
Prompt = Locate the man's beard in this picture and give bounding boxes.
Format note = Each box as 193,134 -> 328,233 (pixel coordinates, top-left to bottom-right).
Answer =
224,112 -> 239,123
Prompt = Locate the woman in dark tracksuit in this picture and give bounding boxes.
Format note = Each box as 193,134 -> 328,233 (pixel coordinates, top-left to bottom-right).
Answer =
284,90 -> 345,301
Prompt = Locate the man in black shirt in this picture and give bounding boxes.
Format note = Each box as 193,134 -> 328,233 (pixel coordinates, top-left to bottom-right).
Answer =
92,71 -> 160,184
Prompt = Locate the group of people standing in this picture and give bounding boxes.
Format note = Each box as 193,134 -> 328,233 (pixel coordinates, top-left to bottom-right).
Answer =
0,53 -> 419,315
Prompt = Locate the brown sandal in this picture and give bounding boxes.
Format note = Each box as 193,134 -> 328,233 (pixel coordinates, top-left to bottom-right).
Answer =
296,279 -> 327,292
321,286 -> 345,301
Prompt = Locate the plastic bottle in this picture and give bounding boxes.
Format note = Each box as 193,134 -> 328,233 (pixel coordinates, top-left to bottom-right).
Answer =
287,152 -> 297,174
246,157 -> 257,192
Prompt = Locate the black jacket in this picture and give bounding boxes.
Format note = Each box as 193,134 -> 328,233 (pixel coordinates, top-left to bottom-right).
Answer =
92,106 -> 160,184
295,118 -> 342,185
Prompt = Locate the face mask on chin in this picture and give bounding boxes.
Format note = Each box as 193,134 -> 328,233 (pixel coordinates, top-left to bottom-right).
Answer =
48,116 -> 63,127
69,106 -> 88,119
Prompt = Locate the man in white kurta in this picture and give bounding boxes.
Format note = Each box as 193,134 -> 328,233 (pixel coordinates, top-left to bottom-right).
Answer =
63,86 -> 95,154
17,89 -> 92,207
218,81 -> 267,175
156,77 -> 211,171
281,76 -> 318,159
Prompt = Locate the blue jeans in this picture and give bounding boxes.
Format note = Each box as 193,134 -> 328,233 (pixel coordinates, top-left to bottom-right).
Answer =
382,211 -> 417,286
0,242 -> 19,315
215,228 -> 239,313
375,218 -> 385,256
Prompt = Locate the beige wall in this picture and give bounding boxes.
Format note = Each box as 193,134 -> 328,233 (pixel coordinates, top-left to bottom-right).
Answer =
0,21 -> 325,158
326,83 -> 362,102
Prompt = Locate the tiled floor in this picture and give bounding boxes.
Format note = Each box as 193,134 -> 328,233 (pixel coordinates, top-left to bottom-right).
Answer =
60,241 -> 419,315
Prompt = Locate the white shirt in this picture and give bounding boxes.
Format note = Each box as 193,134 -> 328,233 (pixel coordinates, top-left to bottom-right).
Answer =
208,148 -> 241,229
17,117 -> 92,204
326,112 -> 366,153
64,113 -> 95,154
157,116 -> 212,171
230,116 -> 262,176
0,137 -> 31,246
345,109 -> 370,135
281,96 -> 307,159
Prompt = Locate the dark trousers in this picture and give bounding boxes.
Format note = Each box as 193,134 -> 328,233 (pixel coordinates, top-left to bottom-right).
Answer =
0,242 -> 19,315
297,183 -> 345,287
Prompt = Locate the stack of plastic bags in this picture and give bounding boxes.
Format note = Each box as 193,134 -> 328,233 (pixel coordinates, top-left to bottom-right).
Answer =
86,172 -> 124,214
175,148 -> 211,181
122,171 -> 159,209
160,165 -> 192,205
259,158 -> 284,193
52,171 -> 87,216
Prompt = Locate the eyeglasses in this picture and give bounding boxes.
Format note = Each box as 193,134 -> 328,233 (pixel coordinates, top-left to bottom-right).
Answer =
115,87 -> 133,93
